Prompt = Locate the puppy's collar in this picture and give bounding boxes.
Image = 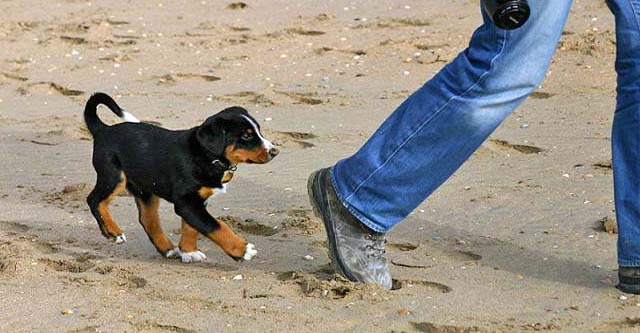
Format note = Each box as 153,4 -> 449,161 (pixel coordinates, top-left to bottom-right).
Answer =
211,159 -> 237,172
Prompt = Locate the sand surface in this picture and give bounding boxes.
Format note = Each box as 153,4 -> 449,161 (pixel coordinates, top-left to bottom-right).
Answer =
1,1 -> 637,332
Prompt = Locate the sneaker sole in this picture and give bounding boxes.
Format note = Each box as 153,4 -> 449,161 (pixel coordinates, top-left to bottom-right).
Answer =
307,170 -> 358,282
617,283 -> 640,295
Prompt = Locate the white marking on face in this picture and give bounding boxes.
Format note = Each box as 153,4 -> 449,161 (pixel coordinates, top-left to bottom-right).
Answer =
241,115 -> 274,150
121,110 -> 140,123
203,184 -> 228,206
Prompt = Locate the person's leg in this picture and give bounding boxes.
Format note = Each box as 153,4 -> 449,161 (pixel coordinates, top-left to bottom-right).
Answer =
332,0 -> 573,233
309,0 -> 573,288
607,0 -> 640,294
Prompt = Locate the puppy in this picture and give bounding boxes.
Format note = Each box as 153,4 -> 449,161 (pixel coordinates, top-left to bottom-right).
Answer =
84,92 -> 278,263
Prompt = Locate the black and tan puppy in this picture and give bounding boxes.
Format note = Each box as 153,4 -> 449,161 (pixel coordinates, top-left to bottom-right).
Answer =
84,92 -> 278,262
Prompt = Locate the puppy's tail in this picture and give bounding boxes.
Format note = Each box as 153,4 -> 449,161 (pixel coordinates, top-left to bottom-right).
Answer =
84,92 -> 140,135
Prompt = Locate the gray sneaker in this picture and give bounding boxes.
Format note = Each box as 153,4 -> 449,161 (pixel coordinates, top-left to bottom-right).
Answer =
618,266 -> 640,294
307,168 -> 392,289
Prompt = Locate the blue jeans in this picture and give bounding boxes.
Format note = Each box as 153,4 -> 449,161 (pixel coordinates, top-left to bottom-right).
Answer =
332,0 -> 640,266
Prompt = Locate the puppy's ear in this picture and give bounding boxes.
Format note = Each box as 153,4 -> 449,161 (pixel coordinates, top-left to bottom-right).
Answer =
196,116 -> 227,157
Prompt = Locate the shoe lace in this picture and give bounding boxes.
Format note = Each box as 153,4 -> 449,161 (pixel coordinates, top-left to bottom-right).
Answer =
364,233 -> 387,258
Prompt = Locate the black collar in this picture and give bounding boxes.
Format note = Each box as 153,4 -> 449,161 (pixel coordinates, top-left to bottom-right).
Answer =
211,159 -> 237,172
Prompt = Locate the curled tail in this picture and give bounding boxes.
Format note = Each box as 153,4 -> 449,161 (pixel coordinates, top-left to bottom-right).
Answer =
84,92 -> 140,135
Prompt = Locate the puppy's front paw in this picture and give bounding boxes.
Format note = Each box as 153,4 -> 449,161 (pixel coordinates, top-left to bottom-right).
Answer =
165,247 -> 182,259
181,251 -> 207,263
243,243 -> 257,261
114,234 -> 127,244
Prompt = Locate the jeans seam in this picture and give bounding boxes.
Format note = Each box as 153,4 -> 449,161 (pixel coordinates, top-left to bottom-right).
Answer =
330,169 -> 387,233
343,28 -> 509,206
628,0 -> 640,33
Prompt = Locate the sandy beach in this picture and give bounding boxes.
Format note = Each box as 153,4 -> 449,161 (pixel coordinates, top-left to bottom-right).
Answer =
1,0 -> 637,332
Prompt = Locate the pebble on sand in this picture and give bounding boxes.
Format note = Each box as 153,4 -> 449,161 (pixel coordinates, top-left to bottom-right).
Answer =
398,309 -> 411,316
61,309 -> 74,315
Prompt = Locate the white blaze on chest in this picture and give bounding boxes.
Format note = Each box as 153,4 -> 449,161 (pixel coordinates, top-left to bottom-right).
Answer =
203,184 -> 228,207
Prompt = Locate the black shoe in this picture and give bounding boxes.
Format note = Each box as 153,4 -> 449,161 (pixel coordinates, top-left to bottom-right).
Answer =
307,168 -> 392,289
617,266 -> 640,294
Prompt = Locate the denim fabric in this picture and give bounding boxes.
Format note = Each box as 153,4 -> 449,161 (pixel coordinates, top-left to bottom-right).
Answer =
608,0 -> 640,266
333,0 -> 640,266
332,0 -> 572,231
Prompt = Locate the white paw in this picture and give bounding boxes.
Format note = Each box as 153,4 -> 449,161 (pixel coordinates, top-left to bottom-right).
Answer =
243,243 -> 257,261
165,247 -> 182,259
115,234 -> 127,244
181,251 -> 207,263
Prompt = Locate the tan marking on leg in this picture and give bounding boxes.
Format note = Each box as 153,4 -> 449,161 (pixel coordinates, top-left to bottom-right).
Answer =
179,220 -> 199,253
136,195 -> 174,254
97,173 -> 127,236
198,187 -> 213,200
206,219 -> 247,259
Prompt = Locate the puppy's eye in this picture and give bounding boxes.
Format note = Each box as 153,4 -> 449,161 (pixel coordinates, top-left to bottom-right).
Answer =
241,133 -> 252,141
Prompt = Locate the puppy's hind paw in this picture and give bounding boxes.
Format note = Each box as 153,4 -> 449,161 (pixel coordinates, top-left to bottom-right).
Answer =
243,243 -> 257,261
181,251 -> 207,263
165,247 -> 182,259
114,234 -> 127,244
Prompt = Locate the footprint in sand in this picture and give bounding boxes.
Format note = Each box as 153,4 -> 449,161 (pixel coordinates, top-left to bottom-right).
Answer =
216,91 -> 275,107
264,28 -> 326,39
274,90 -> 325,105
353,17 -> 431,30
410,321 -> 483,333
314,47 -> 367,57
41,256 -> 148,290
154,73 -> 221,86
264,130 -> 317,149
217,216 -> 279,237
99,53 -> 135,63
0,242 -> 19,275
59,35 -> 87,45
1,72 -> 28,82
55,18 -> 137,47
17,81 -> 84,97
388,242 -> 419,252
388,243 -> 434,269
602,318 -> 640,331
479,139 -> 545,155
391,279 -> 451,293
39,258 -> 96,273
0,221 -> 31,234
279,208 -> 321,234
447,249 -> 482,262
131,322 -> 196,333
277,271 -> 387,300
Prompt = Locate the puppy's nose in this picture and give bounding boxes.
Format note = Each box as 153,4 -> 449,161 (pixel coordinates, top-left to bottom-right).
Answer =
269,147 -> 279,157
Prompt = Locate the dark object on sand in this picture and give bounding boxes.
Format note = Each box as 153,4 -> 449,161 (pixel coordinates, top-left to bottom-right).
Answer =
483,0 -> 530,30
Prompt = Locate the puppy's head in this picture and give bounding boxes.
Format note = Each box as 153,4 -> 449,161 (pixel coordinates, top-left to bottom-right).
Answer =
196,106 -> 279,165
